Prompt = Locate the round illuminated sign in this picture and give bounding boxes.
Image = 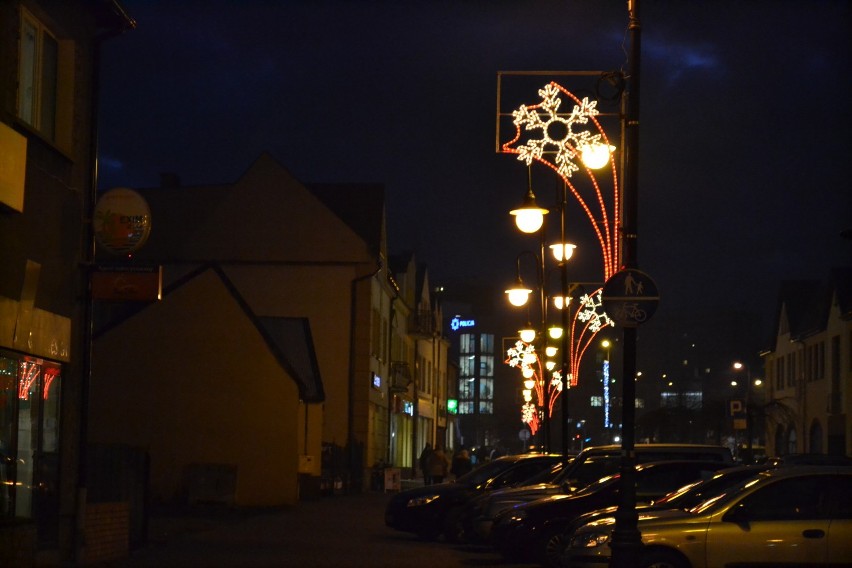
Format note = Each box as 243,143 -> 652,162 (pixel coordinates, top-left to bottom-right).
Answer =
94,188 -> 152,255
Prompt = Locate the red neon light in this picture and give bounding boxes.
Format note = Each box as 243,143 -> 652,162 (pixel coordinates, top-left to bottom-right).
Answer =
18,361 -> 40,400
43,368 -> 59,400
501,81 -> 621,280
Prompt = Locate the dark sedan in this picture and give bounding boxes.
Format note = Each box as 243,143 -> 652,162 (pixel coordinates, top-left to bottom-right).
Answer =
490,460 -> 729,567
384,453 -> 563,540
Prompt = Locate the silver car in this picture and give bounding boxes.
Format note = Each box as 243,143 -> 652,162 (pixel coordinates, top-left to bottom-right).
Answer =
566,465 -> 852,568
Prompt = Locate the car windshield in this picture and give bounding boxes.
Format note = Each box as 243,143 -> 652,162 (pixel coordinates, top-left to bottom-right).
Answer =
520,460 -> 569,485
455,457 -> 528,486
653,466 -> 768,510
688,474 -> 765,514
554,454 -> 621,489
573,473 -> 619,496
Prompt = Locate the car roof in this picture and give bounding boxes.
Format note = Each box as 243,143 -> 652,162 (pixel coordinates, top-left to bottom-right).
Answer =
764,453 -> 852,466
581,443 -> 732,453
757,464 -> 852,477
497,453 -> 563,462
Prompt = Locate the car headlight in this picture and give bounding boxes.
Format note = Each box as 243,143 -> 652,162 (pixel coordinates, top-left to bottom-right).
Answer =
570,530 -> 611,549
407,494 -> 441,507
504,509 -> 527,523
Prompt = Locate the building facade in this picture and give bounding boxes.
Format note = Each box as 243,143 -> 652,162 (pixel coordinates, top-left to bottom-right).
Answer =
387,253 -> 450,475
86,153 -> 452,506
0,1 -> 133,564
762,268 -> 851,457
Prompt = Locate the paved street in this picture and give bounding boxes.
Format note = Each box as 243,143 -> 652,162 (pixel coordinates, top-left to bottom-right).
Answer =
98,489 -> 539,568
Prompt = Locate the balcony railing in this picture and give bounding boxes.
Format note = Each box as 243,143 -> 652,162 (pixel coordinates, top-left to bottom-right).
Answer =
390,361 -> 412,392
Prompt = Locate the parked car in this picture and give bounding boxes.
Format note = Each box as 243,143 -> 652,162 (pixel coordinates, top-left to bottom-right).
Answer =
464,443 -> 733,543
566,465 -> 852,568
762,453 -> 852,467
384,453 -> 563,540
549,464 -> 772,564
490,460 -> 729,567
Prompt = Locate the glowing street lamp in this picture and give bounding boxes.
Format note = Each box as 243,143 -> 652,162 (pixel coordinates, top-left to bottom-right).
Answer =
579,141 -> 616,169
506,283 -> 533,307
552,295 -> 571,310
510,168 -> 550,234
549,243 -> 576,262
519,327 -> 537,344
732,360 -> 763,464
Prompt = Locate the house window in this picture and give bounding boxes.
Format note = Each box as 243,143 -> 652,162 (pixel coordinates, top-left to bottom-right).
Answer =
17,8 -> 72,149
19,9 -> 57,139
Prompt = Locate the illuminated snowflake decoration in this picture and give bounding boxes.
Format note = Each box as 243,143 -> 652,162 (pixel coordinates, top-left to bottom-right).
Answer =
511,83 -> 605,180
575,290 -> 613,333
506,340 -> 538,374
521,402 -> 537,424
550,371 -> 564,392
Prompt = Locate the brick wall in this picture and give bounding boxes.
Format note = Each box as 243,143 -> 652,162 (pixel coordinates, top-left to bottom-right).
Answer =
84,501 -> 129,565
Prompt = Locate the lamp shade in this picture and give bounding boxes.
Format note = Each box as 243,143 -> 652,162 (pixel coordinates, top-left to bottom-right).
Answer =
510,189 -> 549,233
506,287 -> 532,307
550,243 -> 577,262
519,328 -> 536,343
579,142 -> 615,169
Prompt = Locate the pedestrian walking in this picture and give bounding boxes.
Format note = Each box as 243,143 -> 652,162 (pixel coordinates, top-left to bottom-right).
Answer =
450,447 -> 472,479
419,443 -> 433,485
427,444 -> 450,484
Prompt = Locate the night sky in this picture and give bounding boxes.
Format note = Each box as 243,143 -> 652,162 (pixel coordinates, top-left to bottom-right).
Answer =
97,0 -> 851,367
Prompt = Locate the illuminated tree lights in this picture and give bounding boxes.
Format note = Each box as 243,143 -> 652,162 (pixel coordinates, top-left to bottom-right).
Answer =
506,288 -> 613,428
569,289 -> 613,387
506,340 -> 566,432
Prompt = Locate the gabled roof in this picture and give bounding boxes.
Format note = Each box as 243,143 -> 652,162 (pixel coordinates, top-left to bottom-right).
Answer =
774,280 -> 822,340
388,251 -> 414,275
95,263 -> 324,402
307,182 -> 385,257
830,266 -> 852,319
121,153 -> 372,264
766,266 -> 852,350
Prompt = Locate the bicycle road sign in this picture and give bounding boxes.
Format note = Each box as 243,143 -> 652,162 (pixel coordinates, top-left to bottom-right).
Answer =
602,268 -> 660,327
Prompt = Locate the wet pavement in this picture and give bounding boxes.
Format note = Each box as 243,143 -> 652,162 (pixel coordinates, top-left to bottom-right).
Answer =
95,488 -> 538,567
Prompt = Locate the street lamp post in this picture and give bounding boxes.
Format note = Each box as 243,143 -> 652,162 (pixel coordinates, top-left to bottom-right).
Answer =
509,167 -> 579,455
733,361 -> 762,464
506,249 -> 549,451
556,183 -> 572,457
610,1 -> 644,567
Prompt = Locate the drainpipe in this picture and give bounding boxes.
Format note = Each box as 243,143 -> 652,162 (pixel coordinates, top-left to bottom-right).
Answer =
77,10 -> 135,563
796,339 -> 807,453
348,261 -> 381,491
412,340 -> 420,475
387,296 -> 398,466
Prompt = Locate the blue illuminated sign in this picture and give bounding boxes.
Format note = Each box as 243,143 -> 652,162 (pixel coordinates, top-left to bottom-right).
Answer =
450,316 -> 475,331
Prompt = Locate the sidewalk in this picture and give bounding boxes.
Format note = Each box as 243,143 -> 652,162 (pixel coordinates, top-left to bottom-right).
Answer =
92,482 -> 520,567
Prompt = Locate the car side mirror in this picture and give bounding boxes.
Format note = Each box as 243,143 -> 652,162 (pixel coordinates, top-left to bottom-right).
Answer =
722,503 -> 751,525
